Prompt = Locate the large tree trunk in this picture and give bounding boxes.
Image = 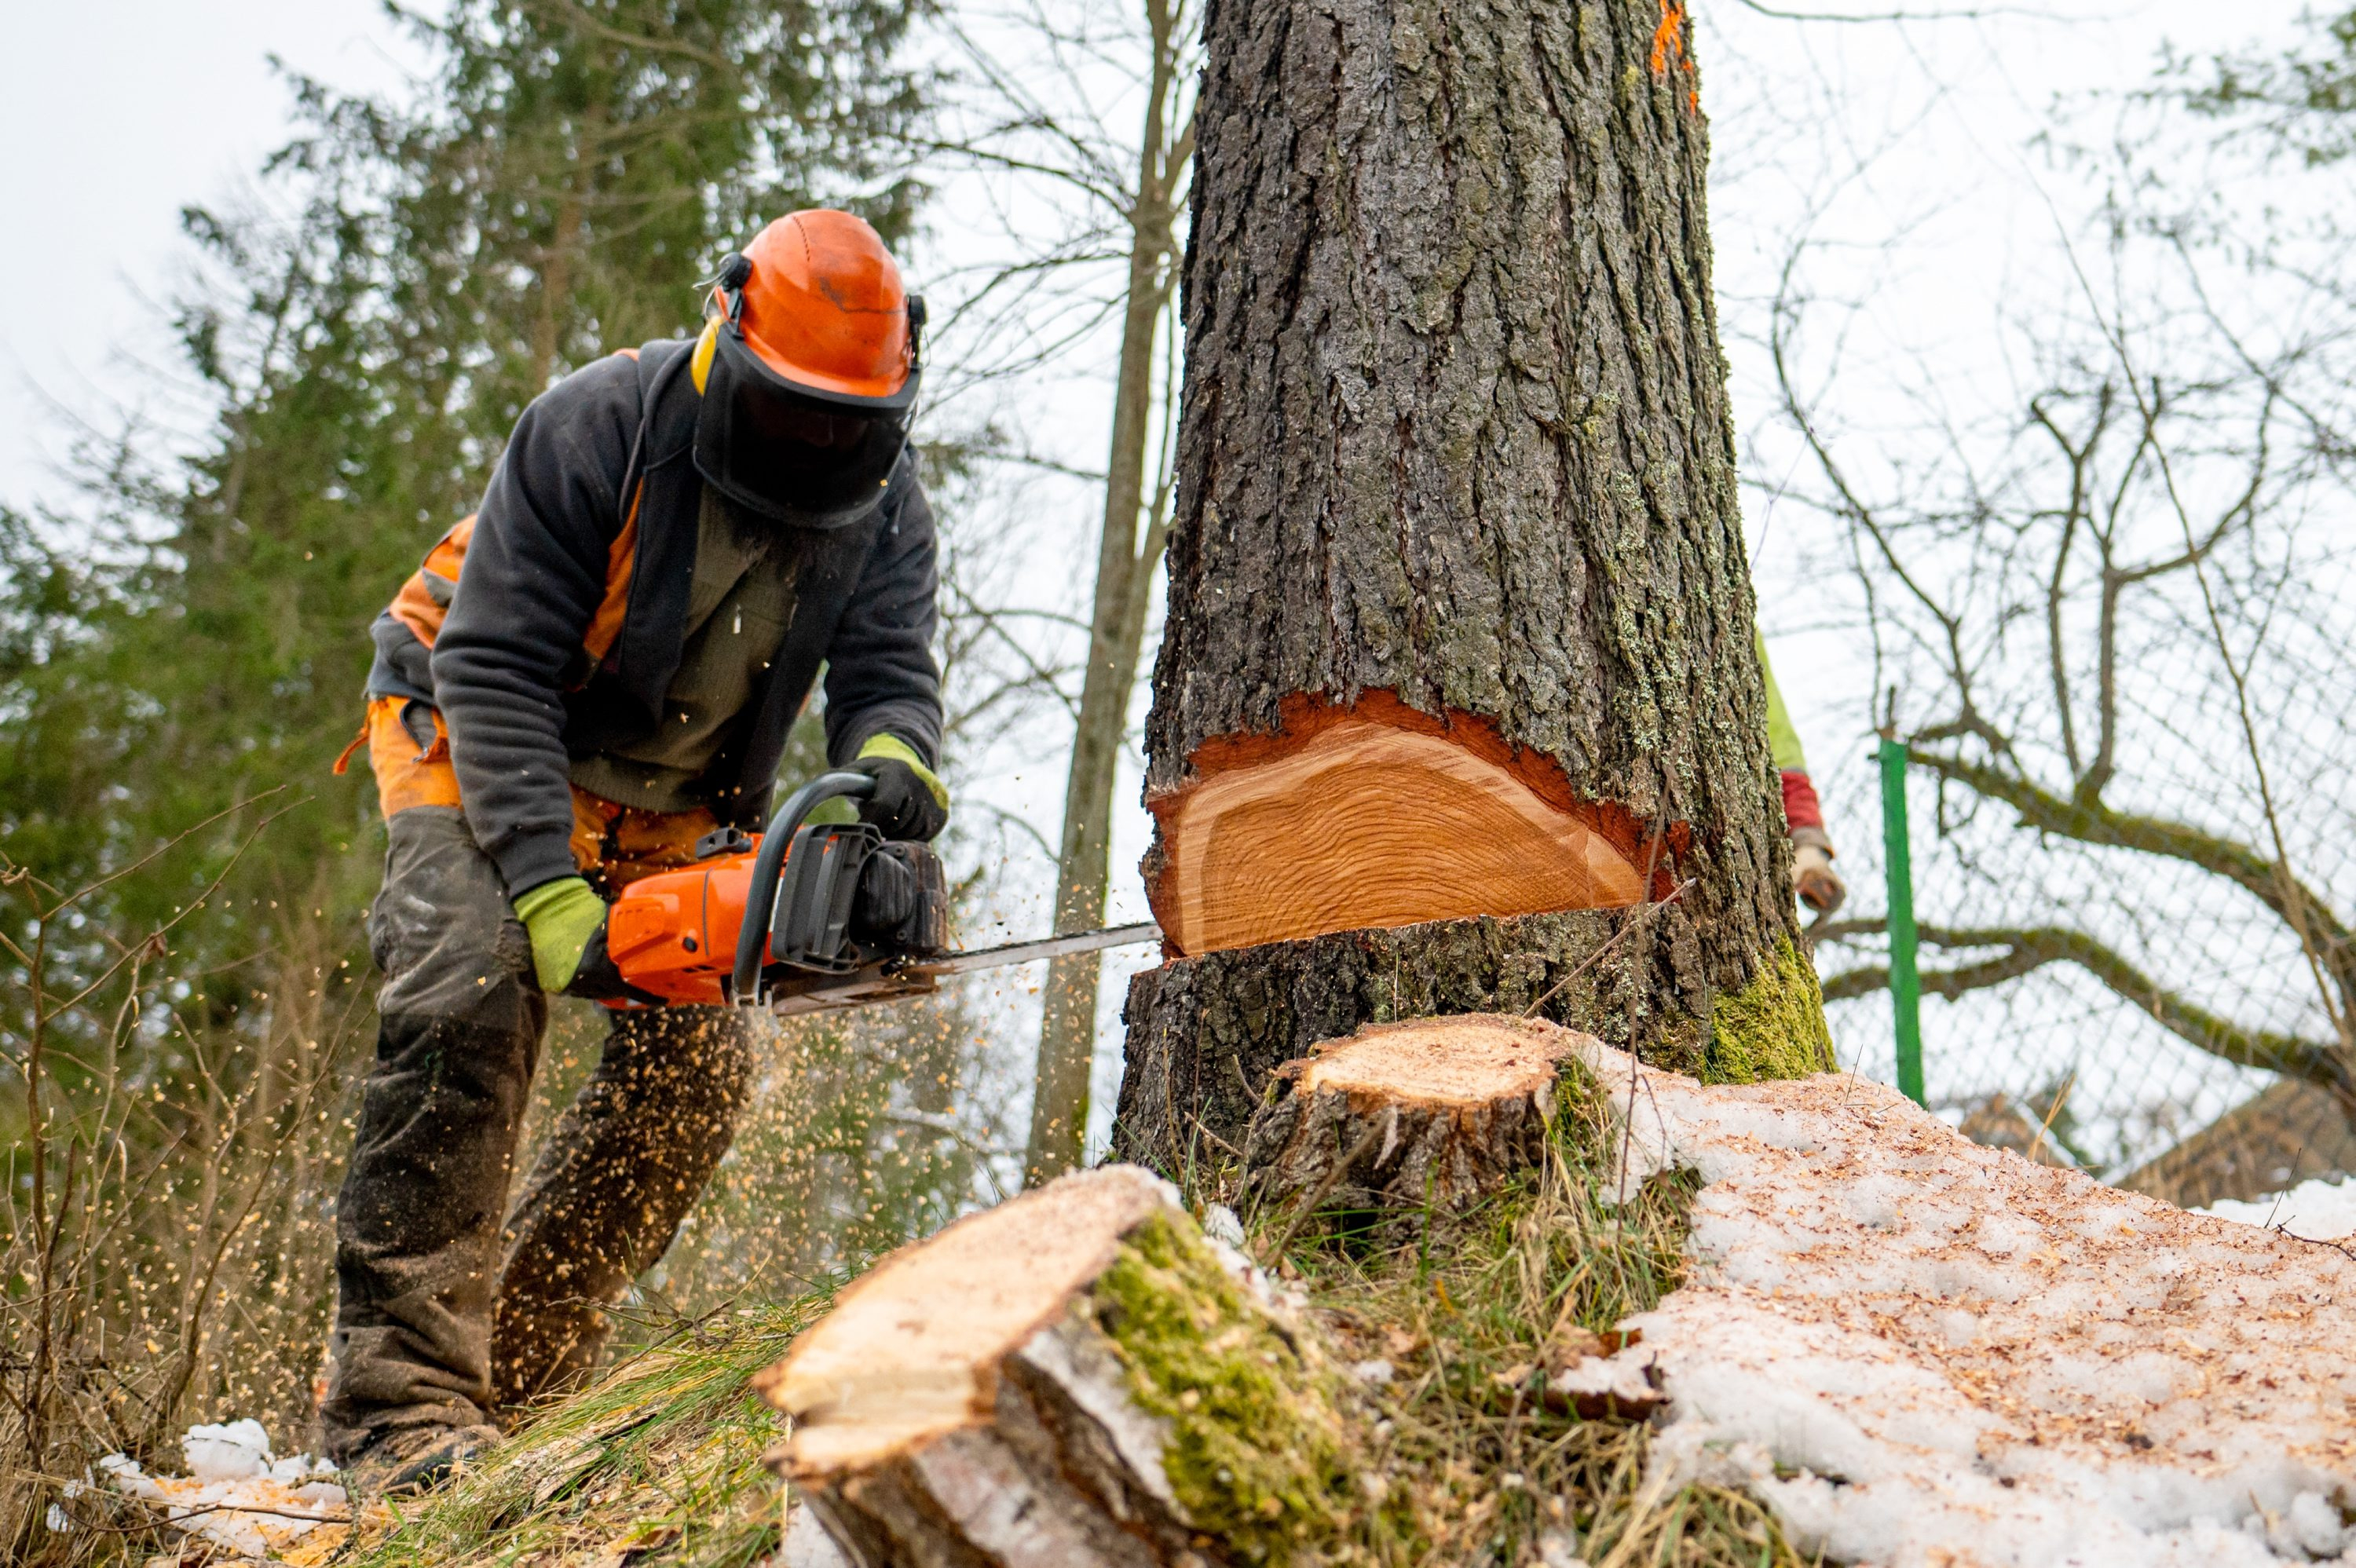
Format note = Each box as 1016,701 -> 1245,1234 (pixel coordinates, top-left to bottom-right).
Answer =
1116,0 -> 1827,1168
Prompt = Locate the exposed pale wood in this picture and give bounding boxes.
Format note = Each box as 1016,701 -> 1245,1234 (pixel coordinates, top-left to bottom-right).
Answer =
755,1165 -> 1337,1568
1244,1016 -> 1593,1212
755,1165 -> 1171,1476
1148,718 -> 1644,956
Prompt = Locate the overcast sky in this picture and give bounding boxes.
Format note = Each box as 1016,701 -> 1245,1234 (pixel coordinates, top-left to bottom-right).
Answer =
0,0 -> 2270,518
0,1 -> 428,512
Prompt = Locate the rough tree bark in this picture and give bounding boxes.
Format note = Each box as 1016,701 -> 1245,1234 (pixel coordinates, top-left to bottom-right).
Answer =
1114,0 -> 1829,1170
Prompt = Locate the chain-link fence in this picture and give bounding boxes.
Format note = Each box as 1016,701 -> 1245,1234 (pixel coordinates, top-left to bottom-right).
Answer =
1751,214 -> 2356,1211
1809,715 -> 2355,1206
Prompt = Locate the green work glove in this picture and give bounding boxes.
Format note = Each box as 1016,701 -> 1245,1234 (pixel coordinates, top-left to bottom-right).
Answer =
514,876 -> 607,993
850,733 -> 949,842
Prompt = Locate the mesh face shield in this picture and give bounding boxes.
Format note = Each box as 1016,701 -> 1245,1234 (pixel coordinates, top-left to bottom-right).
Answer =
693,325 -> 918,530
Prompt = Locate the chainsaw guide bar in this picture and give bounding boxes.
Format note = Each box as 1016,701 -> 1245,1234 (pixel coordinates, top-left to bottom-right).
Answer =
763,920 -> 1163,1018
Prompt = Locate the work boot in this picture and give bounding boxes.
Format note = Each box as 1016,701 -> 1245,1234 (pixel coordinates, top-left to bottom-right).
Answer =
338,1421 -> 502,1501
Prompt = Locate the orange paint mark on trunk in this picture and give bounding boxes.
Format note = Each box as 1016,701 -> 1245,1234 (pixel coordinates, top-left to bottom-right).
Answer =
1649,0 -> 1685,73
1650,0 -> 1700,113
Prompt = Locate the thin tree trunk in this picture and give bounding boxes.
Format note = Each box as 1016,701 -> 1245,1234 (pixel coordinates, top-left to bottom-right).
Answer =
529,106 -> 596,390
1115,0 -> 1828,1168
1023,8 -> 1190,1184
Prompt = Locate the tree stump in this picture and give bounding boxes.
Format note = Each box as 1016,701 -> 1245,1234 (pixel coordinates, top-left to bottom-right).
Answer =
1244,1016 -> 1590,1215
755,1165 -> 1352,1568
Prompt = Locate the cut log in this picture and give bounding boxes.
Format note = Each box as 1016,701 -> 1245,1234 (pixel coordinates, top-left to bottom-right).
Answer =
1144,696 -> 1650,956
1244,1016 -> 1590,1214
755,1165 -> 1351,1568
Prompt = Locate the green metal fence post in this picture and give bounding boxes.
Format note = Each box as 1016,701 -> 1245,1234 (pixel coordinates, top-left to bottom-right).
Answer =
1878,737 -> 1926,1106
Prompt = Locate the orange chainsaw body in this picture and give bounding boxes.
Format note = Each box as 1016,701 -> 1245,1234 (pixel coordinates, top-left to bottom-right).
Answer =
600,772 -> 955,1014
600,780 -> 1153,1016
604,840 -> 766,1006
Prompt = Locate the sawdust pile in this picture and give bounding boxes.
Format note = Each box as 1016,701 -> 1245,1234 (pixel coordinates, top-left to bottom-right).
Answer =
1572,1040 -> 2356,1566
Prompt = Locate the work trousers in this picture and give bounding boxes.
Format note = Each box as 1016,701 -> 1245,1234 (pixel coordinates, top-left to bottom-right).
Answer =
318,802 -> 756,1460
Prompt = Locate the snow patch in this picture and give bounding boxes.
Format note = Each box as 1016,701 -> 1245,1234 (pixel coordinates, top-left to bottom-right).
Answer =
2201,1175 -> 2356,1244
104,1423 -> 346,1563
1571,1039 -> 2356,1567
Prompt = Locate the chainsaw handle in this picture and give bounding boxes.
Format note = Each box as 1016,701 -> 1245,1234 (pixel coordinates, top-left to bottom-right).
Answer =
731,771 -> 877,1006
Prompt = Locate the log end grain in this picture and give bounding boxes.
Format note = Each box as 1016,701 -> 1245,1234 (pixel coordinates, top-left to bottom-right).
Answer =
754,1164 -> 1174,1475
1295,1016 -> 1578,1107
1145,698 -> 1650,956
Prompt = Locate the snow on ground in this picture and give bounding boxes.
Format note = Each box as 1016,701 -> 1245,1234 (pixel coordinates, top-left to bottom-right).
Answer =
2202,1177 -> 2356,1244
1566,1037 -> 2356,1568
103,1419 -> 348,1564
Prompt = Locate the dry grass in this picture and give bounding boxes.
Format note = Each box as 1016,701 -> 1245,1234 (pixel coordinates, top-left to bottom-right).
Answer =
3,842 -> 369,1568
341,1296 -> 832,1568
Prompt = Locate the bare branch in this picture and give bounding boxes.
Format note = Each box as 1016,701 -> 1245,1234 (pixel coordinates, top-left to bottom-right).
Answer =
1904,745 -> 2354,996
1820,921 -> 2346,1085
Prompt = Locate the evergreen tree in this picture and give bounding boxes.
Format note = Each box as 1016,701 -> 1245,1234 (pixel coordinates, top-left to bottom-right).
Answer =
2,0 -> 923,1021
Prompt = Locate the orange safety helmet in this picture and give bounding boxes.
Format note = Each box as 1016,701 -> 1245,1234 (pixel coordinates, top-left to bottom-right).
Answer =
692,210 -> 927,528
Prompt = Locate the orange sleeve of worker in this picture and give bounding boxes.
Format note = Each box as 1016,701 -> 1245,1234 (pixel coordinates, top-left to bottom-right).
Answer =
579,482 -> 642,674
390,481 -> 636,678
364,696 -> 463,818
387,514 -> 478,648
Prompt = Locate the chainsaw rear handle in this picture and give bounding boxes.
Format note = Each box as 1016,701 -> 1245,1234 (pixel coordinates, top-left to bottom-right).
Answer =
731,770 -> 876,1005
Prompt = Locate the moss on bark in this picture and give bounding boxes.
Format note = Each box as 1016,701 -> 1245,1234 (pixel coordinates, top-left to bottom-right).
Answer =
1703,939 -> 1835,1084
1091,1212 -> 1357,1565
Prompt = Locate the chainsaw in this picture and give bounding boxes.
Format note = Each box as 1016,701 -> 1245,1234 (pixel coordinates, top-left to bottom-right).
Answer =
605,770 -> 1158,1015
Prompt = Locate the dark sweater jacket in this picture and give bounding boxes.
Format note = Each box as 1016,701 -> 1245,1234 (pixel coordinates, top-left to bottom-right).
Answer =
366,339 -> 943,897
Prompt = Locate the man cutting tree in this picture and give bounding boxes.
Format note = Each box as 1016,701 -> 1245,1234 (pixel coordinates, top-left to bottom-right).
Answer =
324,211 -> 948,1493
